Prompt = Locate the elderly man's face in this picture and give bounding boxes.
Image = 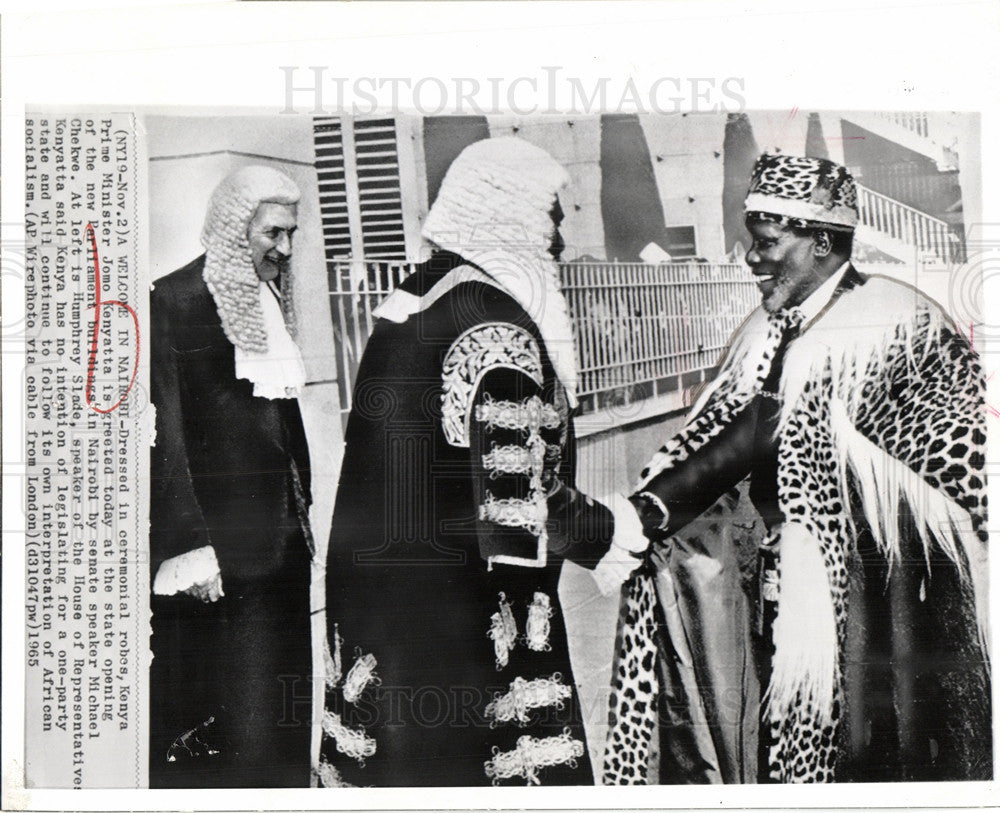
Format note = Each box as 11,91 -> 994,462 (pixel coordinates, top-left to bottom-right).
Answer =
248,202 -> 298,282
745,219 -> 826,313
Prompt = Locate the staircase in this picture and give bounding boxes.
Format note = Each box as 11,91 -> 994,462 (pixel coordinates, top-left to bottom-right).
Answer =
855,184 -> 963,266
841,111 -> 958,171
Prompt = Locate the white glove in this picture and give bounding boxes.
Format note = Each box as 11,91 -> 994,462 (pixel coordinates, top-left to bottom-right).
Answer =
592,543 -> 642,596
153,545 -> 224,603
606,492 -> 650,554
589,494 -> 651,595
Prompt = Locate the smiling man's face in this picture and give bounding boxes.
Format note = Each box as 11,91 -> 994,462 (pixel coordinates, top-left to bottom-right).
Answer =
745,218 -> 828,313
248,201 -> 298,283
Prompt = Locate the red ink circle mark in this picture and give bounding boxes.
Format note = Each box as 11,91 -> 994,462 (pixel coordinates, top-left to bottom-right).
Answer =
85,222 -> 140,414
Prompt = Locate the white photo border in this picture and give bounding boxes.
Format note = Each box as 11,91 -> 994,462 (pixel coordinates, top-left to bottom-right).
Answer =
3,0 -> 998,809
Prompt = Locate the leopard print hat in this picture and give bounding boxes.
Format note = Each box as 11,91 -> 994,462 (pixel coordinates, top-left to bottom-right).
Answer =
744,153 -> 859,231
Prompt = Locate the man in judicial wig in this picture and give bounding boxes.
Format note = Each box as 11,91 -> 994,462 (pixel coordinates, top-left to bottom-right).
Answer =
149,166 -> 314,787
319,137 -> 648,787
604,154 -> 990,784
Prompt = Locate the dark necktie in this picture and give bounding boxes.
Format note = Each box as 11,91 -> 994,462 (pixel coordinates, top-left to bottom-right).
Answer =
759,308 -> 805,394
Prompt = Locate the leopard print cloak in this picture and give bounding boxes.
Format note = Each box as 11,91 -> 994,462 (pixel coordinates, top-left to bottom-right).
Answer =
604,275 -> 988,784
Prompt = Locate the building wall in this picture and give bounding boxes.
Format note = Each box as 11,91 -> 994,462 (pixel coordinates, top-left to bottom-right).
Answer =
489,115 -> 607,260
746,109 -> 814,158
955,114 -> 982,246
397,110 -> 977,267
395,116 -> 429,260
640,114 -> 728,261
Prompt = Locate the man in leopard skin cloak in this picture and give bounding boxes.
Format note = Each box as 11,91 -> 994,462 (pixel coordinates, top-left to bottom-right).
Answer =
320,137 -> 648,787
603,154 -> 990,784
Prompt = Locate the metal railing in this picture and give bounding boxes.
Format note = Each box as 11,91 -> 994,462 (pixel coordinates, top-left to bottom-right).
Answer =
327,260 -> 412,423
328,260 -> 759,425
560,262 -> 757,407
857,184 -> 964,263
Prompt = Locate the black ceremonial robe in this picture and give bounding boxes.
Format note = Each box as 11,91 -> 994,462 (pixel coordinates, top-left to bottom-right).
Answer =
322,252 -> 615,787
149,256 -> 313,788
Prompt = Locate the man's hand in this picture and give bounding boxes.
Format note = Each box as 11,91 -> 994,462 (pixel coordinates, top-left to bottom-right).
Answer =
588,493 -> 651,596
153,545 -> 224,602
592,543 -> 643,596
605,492 -> 650,554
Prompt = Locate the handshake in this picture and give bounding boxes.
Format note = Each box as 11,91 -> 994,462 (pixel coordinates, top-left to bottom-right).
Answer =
591,493 -> 653,596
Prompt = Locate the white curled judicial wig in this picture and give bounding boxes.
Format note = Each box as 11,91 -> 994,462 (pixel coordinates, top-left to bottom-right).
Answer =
421,137 -> 579,406
201,165 -> 301,351
200,165 -> 306,398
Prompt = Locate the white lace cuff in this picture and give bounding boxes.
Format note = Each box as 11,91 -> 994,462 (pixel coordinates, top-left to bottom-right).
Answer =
153,545 -> 220,596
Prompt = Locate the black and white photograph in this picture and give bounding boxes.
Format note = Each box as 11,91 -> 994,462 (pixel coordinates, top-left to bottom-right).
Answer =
144,109 -> 989,787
